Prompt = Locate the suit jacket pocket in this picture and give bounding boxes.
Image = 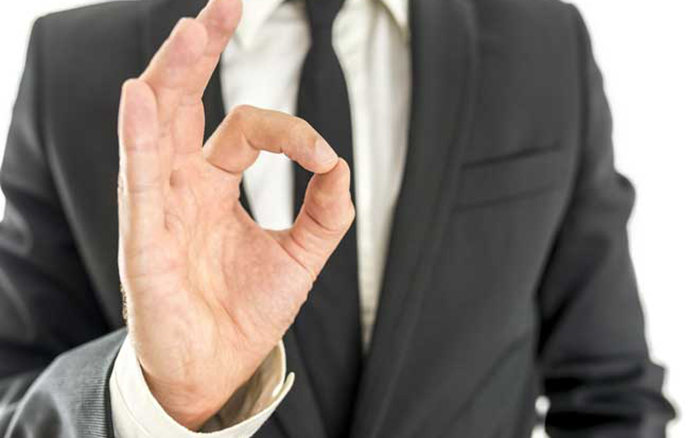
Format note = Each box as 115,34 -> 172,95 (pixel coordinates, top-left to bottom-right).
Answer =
454,146 -> 569,209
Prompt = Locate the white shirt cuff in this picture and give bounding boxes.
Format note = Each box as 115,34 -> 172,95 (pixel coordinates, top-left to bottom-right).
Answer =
109,334 -> 294,438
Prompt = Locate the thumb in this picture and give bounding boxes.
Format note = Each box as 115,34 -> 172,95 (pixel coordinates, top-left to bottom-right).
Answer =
281,159 -> 355,279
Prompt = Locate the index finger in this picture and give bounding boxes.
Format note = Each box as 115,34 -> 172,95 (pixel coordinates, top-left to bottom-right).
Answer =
202,105 -> 339,175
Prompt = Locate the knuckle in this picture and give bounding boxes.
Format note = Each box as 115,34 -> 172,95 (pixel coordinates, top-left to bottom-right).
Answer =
227,105 -> 256,136
309,184 -> 331,207
117,173 -> 126,196
291,116 -> 312,132
230,104 -> 253,123
290,118 -> 314,143
347,199 -> 356,220
121,77 -> 139,93
177,17 -> 192,26
289,118 -> 318,162
173,17 -> 198,40
343,199 -> 356,228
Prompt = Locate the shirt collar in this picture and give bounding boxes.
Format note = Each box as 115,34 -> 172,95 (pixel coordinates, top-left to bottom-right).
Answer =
235,0 -> 410,48
381,0 -> 410,39
235,0 -> 287,48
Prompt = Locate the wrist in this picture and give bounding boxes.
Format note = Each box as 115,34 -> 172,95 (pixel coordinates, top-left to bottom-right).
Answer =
142,371 -> 233,431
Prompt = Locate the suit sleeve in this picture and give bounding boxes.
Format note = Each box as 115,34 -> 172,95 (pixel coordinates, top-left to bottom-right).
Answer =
0,18 -> 127,437
536,7 -> 676,438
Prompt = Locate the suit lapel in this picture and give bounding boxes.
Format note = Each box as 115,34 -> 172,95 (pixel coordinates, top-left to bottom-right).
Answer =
144,2 -> 324,438
349,0 -> 480,437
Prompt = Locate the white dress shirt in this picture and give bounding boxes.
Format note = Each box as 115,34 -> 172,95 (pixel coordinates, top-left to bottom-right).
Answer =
110,0 -> 411,436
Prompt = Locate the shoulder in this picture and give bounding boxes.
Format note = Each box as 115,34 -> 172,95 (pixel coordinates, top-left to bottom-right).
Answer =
28,1 -> 148,93
35,1 -> 146,53
471,0 -> 591,87
23,1 -> 155,160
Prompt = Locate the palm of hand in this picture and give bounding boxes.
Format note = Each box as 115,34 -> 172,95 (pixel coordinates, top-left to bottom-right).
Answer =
125,157 -> 312,410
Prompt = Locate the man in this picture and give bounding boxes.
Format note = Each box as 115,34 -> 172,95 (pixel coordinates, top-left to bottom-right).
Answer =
0,0 -> 675,436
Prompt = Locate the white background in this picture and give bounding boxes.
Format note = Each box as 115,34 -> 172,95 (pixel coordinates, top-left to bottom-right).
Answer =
0,1 -> 697,437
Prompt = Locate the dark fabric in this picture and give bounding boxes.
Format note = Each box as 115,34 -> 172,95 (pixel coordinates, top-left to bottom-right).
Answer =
292,0 -> 362,437
0,0 -> 675,437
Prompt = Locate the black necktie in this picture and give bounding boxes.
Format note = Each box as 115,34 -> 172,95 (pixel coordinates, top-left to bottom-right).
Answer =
293,0 -> 362,436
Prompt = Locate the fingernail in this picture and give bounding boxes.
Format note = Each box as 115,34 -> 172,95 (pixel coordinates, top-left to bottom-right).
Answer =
316,139 -> 338,168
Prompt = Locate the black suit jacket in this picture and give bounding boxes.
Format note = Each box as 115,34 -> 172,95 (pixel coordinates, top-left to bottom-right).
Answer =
0,0 -> 675,437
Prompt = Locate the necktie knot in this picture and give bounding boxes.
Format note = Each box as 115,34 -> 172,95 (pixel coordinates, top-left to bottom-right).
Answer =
304,0 -> 345,34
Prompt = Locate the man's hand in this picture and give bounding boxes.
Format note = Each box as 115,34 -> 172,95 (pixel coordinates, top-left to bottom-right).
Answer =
116,0 -> 354,430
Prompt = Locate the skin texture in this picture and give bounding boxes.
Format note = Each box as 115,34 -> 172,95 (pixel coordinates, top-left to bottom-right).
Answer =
117,0 -> 355,430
